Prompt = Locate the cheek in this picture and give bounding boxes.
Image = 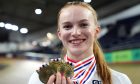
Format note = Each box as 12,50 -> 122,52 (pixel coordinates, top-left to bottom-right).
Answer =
87,30 -> 96,42
60,31 -> 70,42
61,32 -> 71,48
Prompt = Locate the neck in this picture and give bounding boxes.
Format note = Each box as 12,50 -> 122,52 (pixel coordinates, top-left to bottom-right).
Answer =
67,51 -> 93,62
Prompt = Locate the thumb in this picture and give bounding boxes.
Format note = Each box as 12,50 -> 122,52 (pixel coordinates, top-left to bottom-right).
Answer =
66,77 -> 73,84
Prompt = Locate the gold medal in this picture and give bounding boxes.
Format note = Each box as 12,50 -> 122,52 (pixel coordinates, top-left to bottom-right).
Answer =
37,58 -> 74,84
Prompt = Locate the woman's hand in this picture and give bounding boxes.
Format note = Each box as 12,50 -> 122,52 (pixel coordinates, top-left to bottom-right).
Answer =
47,72 -> 73,84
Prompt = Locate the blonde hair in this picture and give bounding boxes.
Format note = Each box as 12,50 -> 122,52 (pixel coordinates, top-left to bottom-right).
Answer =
57,1 -> 112,84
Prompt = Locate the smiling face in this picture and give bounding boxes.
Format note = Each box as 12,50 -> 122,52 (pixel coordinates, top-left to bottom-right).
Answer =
58,6 -> 100,60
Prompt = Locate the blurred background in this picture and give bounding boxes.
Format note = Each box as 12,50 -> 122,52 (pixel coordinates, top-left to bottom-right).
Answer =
0,0 -> 140,84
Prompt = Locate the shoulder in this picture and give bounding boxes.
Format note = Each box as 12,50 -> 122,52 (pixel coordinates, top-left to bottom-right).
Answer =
28,72 -> 43,84
110,69 -> 132,84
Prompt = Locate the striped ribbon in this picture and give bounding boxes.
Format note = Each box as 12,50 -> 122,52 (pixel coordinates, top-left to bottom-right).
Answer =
64,55 -> 96,84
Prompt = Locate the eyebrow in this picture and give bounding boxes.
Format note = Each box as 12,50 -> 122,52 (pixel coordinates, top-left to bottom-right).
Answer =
79,19 -> 88,22
62,19 -> 88,25
62,22 -> 71,25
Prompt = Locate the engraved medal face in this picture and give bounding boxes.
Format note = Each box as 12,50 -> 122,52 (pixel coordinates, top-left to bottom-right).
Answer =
37,59 -> 74,83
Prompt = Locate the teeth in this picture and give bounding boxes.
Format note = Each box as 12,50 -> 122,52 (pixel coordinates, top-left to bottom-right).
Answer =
71,39 -> 84,44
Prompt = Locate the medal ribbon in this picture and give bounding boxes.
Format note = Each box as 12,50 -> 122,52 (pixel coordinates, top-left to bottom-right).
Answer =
64,55 -> 96,84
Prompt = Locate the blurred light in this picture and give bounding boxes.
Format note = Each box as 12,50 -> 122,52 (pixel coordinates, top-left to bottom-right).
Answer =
32,41 -> 38,46
40,41 -> 51,47
35,9 -> 42,15
84,0 -> 91,3
5,23 -> 12,29
47,32 -> 54,40
5,23 -> 19,31
0,22 -> 5,27
11,25 -> 18,31
20,28 -> 28,34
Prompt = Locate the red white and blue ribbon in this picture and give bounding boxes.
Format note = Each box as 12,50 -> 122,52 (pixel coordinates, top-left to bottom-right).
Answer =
64,55 -> 96,84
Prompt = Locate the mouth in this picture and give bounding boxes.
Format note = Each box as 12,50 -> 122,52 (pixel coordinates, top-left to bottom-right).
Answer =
68,39 -> 86,45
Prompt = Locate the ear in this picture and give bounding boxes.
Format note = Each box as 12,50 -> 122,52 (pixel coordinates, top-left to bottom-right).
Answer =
94,26 -> 101,38
95,26 -> 101,35
57,29 -> 62,40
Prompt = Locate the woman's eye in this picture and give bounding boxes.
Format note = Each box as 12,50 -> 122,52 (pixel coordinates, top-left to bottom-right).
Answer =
63,25 -> 72,30
80,23 -> 89,28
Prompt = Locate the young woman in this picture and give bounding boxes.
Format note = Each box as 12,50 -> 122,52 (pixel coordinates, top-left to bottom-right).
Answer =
29,1 -> 132,84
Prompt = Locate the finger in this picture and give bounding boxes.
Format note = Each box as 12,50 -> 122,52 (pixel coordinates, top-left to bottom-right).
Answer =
56,72 -> 61,84
47,75 -> 56,84
62,76 -> 66,84
66,77 -> 73,84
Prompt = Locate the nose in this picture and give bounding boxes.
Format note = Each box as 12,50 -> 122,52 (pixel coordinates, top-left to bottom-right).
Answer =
71,26 -> 81,37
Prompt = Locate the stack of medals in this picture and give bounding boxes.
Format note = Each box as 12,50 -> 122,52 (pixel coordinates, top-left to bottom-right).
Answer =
37,58 -> 74,84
